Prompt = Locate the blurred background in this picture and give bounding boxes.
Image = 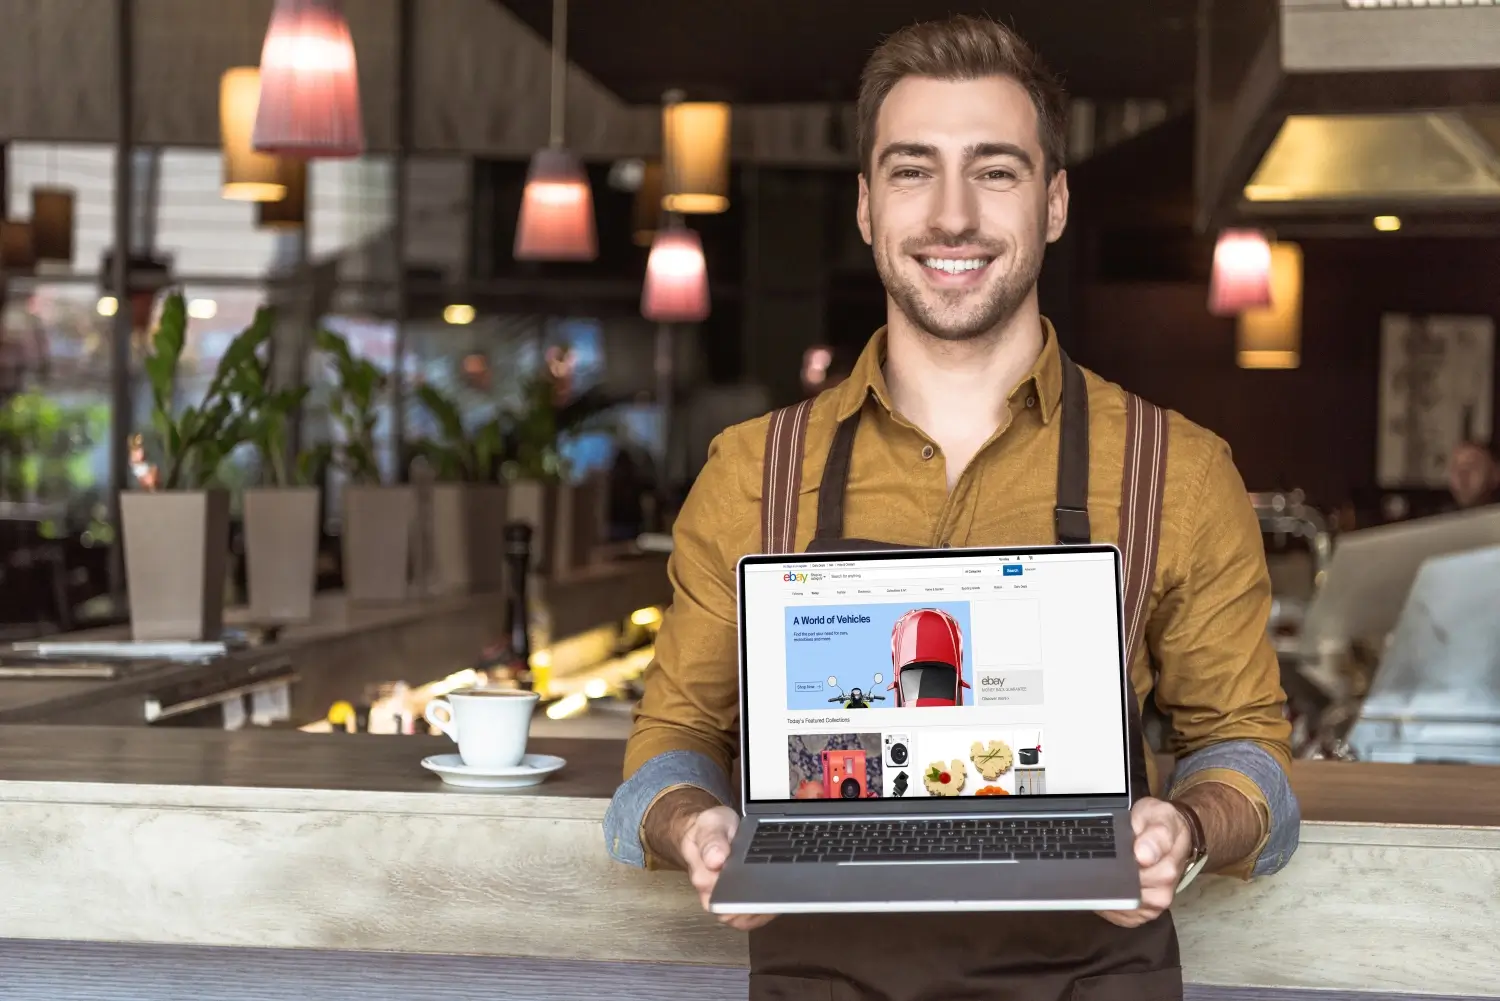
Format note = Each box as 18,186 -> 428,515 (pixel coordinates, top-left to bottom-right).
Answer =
0,0 -> 1497,656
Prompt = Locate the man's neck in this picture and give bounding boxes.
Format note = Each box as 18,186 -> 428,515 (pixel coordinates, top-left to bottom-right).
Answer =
883,294 -> 1046,443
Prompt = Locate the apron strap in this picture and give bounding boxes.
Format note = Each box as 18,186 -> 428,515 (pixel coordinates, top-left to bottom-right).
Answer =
1054,351 -> 1091,545
1117,391 -> 1170,800
1119,393 -> 1169,660
759,398 -> 815,554
815,408 -> 862,541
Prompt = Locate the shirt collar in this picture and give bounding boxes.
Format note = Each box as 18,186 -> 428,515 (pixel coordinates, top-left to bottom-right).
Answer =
833,317 -> 1065,424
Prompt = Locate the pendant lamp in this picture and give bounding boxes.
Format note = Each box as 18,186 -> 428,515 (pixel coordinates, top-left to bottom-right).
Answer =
641,220 -> 709,323
258,156 -> 308,229
1237,241 -> 1302,370
514,0 -> 597,261
661,100 -> 731,214
31,188 -> 75,264
1208,229 -> 1273,316
252,0 -> 365,158
222,68 -> 288,202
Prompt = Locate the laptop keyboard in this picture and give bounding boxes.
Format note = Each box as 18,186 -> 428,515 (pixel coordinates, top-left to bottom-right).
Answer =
745,816 -> 1117,864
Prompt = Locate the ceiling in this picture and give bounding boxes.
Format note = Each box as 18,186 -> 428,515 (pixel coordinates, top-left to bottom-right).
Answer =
497,1 -> 1199,105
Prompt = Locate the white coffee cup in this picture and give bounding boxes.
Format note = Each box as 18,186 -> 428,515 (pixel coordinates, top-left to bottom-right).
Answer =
424,688 -> 539,770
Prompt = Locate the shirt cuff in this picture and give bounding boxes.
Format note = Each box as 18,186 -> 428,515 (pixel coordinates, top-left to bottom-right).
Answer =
1170,739 -> 1300,879
603,749 -> 734,869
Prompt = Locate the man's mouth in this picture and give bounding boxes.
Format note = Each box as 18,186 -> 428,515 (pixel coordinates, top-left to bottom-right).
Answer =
919,257 -> 992,274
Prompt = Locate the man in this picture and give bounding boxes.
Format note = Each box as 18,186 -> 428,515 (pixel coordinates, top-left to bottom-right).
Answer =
1448,440 -> 1500,509
605,15 -> 1298,1000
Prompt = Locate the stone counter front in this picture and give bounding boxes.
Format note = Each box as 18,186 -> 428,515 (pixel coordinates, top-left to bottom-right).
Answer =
0,727 -> 1497,999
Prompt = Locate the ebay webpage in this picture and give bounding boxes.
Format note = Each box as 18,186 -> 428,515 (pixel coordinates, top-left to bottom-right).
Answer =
740,550 -> 1127,803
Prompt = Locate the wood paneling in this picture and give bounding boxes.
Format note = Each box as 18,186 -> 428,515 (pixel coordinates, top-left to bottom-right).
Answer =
1076,238 -> 1500,509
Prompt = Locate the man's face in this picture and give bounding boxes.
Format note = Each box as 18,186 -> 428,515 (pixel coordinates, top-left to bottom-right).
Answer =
857,75 -> 1069,342
1449,443 -> 1500,508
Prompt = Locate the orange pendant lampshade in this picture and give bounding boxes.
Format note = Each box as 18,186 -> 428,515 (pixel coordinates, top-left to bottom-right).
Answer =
1208,229 -> 1273,316
514,148 -> 598,261
641,225 -> 709,322
252,0 -> 365,158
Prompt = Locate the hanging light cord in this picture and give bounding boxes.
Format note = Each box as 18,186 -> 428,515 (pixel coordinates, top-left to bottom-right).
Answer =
549,0 -> 567,148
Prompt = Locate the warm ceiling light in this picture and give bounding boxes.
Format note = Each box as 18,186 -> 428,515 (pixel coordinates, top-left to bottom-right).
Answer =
642,224 -> 710,322
252,0 -> 365,158
1237,242 -> 1303,370
1208,229 -> 1274,316
443,304 -> 477,325
515,149 -> 598,261
188,299 -> 219,320
515,0 -> 598,261
662,100 -> 731,214
97,296 -> 119,317
1374,215 -> 1402,232
30,188 -> 75,264
221,68 -> 288,202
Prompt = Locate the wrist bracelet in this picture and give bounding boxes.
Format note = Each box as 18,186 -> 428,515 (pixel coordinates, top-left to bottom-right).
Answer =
1173,799 -> 1208,865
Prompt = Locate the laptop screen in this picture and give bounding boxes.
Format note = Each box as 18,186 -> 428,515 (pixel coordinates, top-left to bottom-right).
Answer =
738,547 -> 1130,804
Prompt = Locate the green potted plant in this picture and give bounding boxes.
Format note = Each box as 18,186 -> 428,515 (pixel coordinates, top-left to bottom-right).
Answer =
124,292 -> 261,640
317,328 -> 414,603
234,330 -> 326,623
412,383 -> 507,594
502,373 -> 614,576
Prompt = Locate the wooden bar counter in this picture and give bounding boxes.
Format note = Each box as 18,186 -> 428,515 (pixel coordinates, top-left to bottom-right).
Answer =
0,726 -> 1496,1000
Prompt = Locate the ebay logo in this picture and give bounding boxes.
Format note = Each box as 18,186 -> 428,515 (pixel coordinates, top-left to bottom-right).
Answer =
782,572 -> 819,583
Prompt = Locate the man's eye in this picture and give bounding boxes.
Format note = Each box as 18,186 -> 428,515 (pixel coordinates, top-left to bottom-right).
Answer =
892,168 -> 926,180
983,169 -> 1017,181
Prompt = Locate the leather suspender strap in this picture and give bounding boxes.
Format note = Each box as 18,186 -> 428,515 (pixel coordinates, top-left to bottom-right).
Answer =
815,410 -> 862,541
760,399 -> 815,554
1118,392 -> 1169,661
1054,351 -> 1092,546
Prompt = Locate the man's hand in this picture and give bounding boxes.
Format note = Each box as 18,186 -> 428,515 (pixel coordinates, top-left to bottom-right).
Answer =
676,804 -> 777,932
1096,797 -> 1192,928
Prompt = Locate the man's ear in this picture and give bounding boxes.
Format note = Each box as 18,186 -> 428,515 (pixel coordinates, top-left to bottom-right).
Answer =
857,173 -> 873,246
1045,168 -> 1070,244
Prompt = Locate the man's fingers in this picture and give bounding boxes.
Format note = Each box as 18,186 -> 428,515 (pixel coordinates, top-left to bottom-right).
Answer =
720,913 -> 777,932
1134,824 -> 1175,867
1138,858 -> 1181,890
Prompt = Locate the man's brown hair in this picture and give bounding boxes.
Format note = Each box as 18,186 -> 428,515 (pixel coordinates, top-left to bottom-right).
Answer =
856,14 -> 1069,179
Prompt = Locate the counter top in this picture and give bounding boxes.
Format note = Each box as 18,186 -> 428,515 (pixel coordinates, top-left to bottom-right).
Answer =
0,555 -> 670,726
2,726 -> 1498,997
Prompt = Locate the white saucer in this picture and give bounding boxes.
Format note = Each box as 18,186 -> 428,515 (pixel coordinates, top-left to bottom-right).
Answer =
421,753 -> 566,790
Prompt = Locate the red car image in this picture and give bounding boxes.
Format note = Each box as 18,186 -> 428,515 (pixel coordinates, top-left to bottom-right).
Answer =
888,608 -> 970,707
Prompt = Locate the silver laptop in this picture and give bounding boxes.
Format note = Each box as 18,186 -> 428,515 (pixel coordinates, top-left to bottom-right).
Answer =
711,544 -> 1141,914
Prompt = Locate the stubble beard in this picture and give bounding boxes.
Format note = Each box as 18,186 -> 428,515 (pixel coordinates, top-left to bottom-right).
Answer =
873,228 -> 1045,344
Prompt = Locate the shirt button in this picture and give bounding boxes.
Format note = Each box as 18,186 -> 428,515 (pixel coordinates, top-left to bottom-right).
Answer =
1026,395 -> 1037,408
920,444 -> 935,460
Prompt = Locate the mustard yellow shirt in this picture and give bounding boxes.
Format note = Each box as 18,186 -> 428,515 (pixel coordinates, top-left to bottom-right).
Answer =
623,323 -> 1292,877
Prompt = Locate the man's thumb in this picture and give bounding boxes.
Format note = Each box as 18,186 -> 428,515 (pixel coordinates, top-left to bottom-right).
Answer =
697,818 -> 732,869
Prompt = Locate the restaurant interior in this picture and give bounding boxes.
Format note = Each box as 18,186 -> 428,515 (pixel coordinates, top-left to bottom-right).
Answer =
1,1 -> 1498,999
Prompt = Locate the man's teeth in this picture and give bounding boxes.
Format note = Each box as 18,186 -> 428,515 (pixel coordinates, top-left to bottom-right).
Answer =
922,258 -> 989,274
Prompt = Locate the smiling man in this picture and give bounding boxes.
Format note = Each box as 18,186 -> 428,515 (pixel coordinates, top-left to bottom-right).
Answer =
604,15 -> 1298,1000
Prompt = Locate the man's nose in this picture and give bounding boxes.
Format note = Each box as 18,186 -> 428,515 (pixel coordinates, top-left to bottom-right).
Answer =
929,172 -> 980,238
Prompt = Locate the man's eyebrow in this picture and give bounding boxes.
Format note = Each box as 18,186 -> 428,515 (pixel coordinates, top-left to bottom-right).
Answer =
875,141 -> 1036,170
964,142 -> 1034,169
876,141 -> 938,167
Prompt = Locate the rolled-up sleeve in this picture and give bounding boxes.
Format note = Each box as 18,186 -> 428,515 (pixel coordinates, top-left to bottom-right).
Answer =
604,429 -> 754,869
1152,440 -> 1299,879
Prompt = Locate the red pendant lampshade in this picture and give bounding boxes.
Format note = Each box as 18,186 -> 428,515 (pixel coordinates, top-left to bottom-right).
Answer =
1208,229 -> 1273,316
252,0 -> 365,158
642,225 -> 709,322
514,147 -> 598,261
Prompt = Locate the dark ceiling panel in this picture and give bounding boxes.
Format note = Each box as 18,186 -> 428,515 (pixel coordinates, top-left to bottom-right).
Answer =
498,1 -> 1198,104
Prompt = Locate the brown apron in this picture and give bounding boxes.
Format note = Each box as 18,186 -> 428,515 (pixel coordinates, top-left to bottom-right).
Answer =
749,352 -> 1181,1001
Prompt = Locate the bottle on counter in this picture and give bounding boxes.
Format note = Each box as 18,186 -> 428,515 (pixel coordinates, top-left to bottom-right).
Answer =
503,521 -> 535,691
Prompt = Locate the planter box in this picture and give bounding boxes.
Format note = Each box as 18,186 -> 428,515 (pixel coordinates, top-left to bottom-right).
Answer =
244,486 -> 320,622
552,475 -> 607,574
505,479 -> 557,574
430,483 -> 507,594
121,489 -> 230,641
342,484 -> 416,603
